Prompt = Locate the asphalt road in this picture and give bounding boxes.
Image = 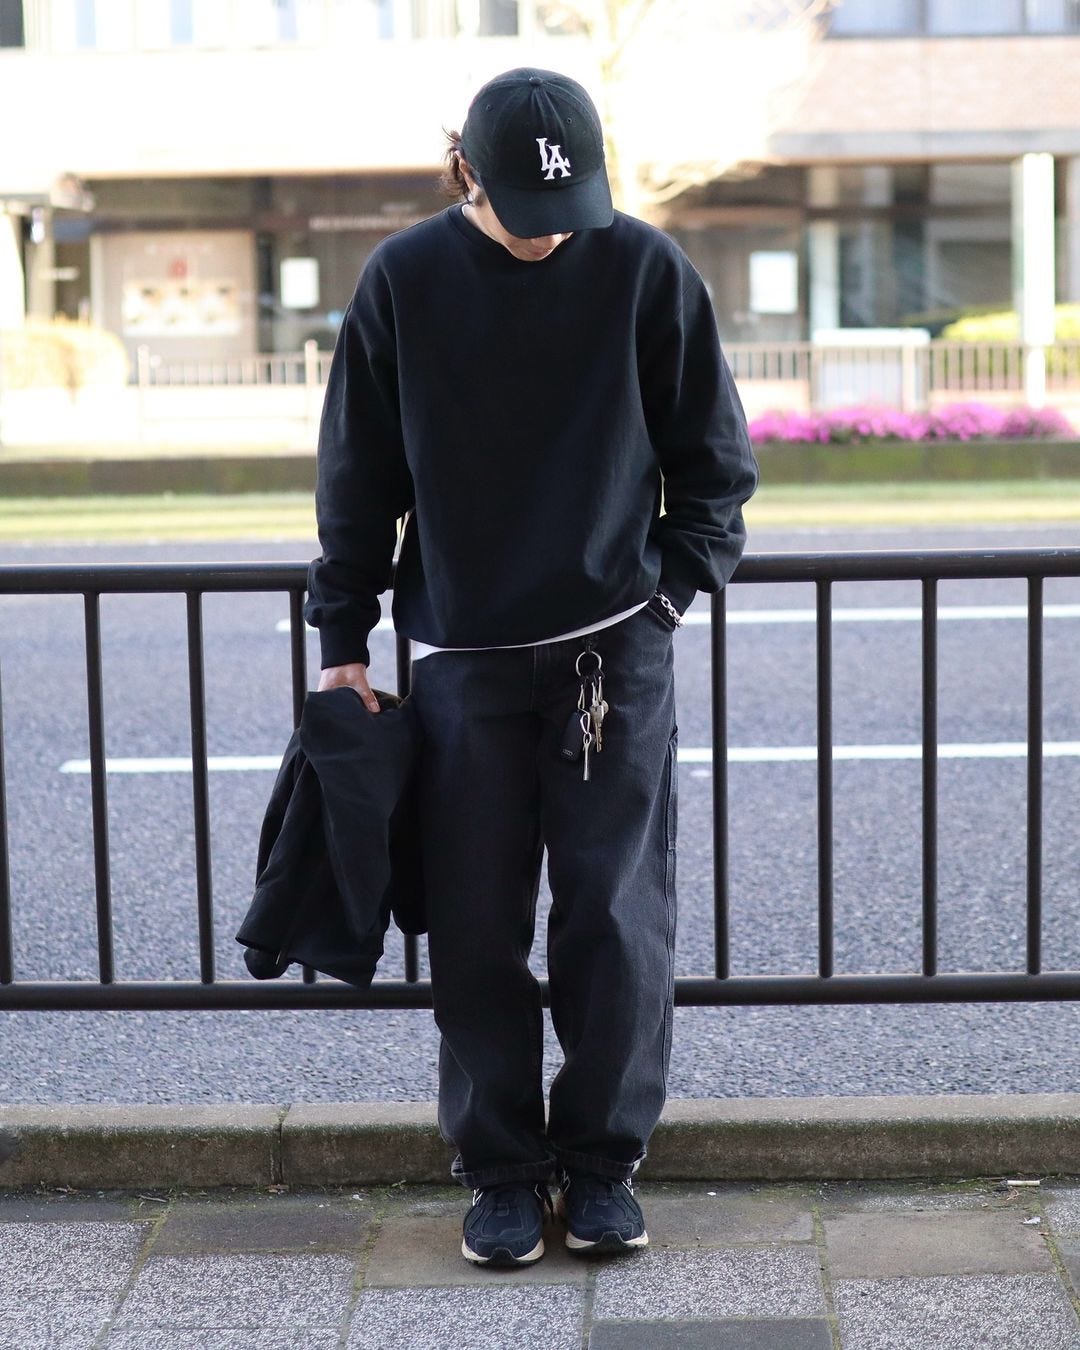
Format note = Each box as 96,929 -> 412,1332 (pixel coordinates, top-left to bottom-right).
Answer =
2,522 -> 1079,1106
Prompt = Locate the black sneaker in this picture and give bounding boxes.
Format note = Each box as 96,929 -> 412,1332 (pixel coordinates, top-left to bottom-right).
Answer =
557,1171 -> 649,1254
461,1181 -> 552,1266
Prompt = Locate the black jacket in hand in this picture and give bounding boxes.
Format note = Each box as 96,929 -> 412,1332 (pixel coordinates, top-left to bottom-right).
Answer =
236,686 -> 425,988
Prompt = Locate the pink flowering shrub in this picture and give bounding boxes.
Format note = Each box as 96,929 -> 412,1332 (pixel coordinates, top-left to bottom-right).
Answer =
750,402 -> 1072,444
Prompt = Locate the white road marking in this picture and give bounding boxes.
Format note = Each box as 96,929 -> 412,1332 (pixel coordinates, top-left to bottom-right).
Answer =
276,617 -> 394,633
681,742 -> 1080,764
60,756 -> 283,775
277,604 -> 1080,636
59,740 -> 1080,775
723,604 -> 1080,625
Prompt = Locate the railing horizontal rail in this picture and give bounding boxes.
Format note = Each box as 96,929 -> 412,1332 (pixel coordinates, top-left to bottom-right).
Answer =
0,563 -> 309,595
5,548 -> 1080,598
737,549 -> 1080,583
3,972 -> 1080,1011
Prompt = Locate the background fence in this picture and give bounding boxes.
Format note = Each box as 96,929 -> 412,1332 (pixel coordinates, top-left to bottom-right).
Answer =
3,339 -> 1078,449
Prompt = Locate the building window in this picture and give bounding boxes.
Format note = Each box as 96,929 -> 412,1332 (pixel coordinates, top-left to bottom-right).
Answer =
479,0 -> 518,35
170,0 -> 194,44
927,0 -> 1024,34
829,0 -> 1080,34
454,0 -> 518,36
1023,0 -> 1080,31
0,0 -> 25,47
75,0 -> 96,47
830,0 -> 920,34
275,0 -> 299,42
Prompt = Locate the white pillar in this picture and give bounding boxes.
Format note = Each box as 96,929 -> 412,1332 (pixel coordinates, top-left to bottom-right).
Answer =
391,0 -> 413,38
1064,155 -> 1080,305
1012,153 -> 1056,407
0,207 -> 26,329
26,207 -> 56,320
807,166 -> 840,337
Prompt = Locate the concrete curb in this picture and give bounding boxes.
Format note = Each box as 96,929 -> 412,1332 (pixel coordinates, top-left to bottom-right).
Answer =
2,1093 -> 1078,1189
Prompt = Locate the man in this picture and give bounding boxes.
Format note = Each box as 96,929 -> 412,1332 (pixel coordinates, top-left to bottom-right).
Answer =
305,67 -> 757,1267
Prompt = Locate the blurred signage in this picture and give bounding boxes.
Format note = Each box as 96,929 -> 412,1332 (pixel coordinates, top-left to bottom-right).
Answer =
749,250 -> 799,315
309,213 -> 427,232
281,257 -> 320,309
122,278 -> 242,336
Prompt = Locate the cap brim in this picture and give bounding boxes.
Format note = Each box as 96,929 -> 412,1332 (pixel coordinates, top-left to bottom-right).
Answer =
484,170 -> 614,239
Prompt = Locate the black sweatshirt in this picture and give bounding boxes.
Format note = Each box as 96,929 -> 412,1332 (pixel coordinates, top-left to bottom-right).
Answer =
305,205 -> 758,668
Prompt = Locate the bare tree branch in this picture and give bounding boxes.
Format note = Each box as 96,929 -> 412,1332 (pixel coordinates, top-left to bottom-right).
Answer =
534,0 -> 837,220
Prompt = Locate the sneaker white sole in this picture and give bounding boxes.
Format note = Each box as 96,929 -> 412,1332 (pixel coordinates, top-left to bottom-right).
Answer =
564,1229 -> 649,1253
461,1236 -> 545,1266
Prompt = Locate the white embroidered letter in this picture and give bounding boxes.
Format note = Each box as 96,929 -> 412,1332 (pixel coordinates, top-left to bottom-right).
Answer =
536,138 -> 572,180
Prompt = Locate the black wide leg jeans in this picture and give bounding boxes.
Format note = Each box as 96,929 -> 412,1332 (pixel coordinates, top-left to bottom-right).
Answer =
407,603 -> 679,1189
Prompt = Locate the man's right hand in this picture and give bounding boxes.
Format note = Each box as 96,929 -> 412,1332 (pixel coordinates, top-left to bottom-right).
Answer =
317,662 -> 381,714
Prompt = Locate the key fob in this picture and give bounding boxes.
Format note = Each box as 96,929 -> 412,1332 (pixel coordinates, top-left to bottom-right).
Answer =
560,708 -> 585,761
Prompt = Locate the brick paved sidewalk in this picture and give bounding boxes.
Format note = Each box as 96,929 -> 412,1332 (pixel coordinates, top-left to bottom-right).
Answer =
2,1177 -> 1080,1348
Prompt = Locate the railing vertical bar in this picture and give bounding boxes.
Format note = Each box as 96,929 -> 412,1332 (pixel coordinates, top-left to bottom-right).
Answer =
83,592 -> 115,984
186,591 -> 216,984
816,580 -> 834,979
289,587 -> 308,730
287,587 -> 317,984
712,588 -> 730,980
0,660 -> 13,984
921,577 -> 938,976
1027,575 -> 1043,975
397,625 -> 420,984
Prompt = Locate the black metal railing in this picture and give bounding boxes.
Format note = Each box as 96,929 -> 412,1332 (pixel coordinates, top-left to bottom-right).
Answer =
2,548 -> 1080,1010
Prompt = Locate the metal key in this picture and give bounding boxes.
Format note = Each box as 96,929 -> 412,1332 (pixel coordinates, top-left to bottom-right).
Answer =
590,671 -> 608,752
581,713 -> 594,782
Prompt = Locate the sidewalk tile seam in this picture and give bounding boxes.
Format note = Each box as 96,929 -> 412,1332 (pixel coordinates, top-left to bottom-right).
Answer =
588,1314 -> 836,1324
1041,1231 -> 1080,1323
577,1255 -> 599,1350
810,1201 -> 844,1350
92,1199 -> 179,1350
343,1208 -> 388,1343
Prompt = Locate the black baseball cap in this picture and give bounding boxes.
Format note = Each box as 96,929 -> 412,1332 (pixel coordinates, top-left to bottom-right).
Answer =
459,68 -> 614,239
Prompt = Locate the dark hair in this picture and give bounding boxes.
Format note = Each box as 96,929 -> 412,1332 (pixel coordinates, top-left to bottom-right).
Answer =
439,129 -> 486,205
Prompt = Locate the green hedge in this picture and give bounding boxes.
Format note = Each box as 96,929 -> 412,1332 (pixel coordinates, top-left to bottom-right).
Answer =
754,439 -> 1080,483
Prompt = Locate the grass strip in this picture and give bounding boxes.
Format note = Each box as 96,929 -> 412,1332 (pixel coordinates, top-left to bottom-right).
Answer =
747,479 -> 1080,527
0,492 -> 317,542
2,480 -> 1080,544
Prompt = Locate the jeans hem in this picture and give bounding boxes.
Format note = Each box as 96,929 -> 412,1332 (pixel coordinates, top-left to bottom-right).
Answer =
551,1145 -> 646,1182
450,1153 -> 557,1189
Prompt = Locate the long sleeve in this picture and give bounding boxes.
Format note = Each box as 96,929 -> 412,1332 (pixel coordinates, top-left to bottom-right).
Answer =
304,260 -> 415,668
643,269 -> 759,614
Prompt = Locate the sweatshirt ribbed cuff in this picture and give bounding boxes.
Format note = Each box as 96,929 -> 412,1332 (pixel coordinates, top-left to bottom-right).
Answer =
318,627 -> 372,671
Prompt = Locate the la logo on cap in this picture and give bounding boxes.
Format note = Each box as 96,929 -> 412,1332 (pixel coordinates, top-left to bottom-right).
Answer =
536,138 -> 572,180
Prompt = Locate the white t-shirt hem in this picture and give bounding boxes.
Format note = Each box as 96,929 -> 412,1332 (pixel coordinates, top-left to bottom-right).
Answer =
408,600 -> 649,661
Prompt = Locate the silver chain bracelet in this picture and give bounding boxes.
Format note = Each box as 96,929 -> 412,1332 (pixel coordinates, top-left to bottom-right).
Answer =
654,591 -> 684,627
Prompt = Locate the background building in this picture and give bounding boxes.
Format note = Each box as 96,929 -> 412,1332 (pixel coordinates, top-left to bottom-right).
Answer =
0,0 -> 1078,367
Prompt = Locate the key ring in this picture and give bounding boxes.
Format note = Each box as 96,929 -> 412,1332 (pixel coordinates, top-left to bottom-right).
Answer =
575,647 -> 602,679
